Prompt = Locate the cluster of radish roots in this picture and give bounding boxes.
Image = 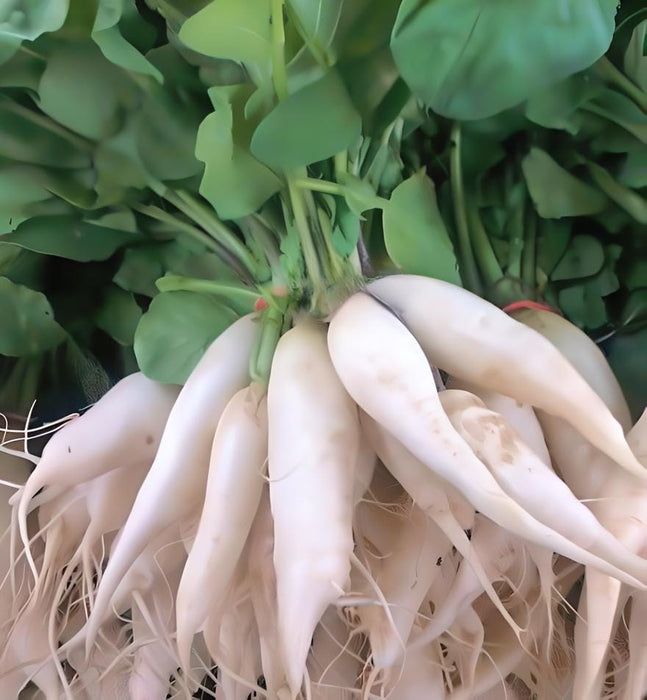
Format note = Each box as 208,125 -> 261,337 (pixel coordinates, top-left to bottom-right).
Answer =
2,274 -> 647,699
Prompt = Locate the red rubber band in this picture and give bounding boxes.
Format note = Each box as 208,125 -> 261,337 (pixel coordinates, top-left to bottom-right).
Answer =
502,299 -> 561,315
254,297 -> 269,311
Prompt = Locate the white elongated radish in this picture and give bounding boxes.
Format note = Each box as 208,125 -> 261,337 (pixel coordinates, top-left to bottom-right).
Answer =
0,593 -> 63,699
446,376 -> 551,466
380,632 -> 447,699
175,384 -> 267,675
85,315 -> 257,652
366,276 -> 643,478
510,306 -> 631,428
329,293 -> 647,588
440,389 -> 647,580
268,319 -> 359,699
573,570 -> 627,700
17,374 -> 180,576
360,412 -> 521,639
247,488 -> 282,698
308,607 -> 361,699
109,520 -> 189,617
448,605 -> 485,691
624,591 -> 647,700
204,574 -> 262,700
66,619 -> 131,700
412,515 -> 522,649
360,504 -> 451,668
353,430 -> 376,505
629,409 -> 647,460
129,565 -> 183,700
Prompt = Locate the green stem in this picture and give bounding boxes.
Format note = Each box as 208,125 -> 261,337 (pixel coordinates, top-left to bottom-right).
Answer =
270,0 -> 288,101
134,203 -> 251,280
466,202 -> 503,289
506,197 -> 525,280
155,275 -> 259,302
250,307 -> 284,385
594,56 -> 647,113
450,124 -> 482,295
521,210 -> 537,292
164,189 -> 259,278
133,204 -> 222,255
287,177 -> 325,297
0,95 -> 93,152
283,2 -> 329,68
294,177 -> 345,196
316,206 -> 345,281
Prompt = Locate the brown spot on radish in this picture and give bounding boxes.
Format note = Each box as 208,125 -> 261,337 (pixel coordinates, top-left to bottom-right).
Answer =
145,435 -> 154,445
67,446 -> 71,453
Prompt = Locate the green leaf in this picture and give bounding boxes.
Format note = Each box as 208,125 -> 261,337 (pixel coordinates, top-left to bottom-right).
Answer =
0,165 -> 54,230
339,172 -> 380,217
92,25 -> 163,82
390,0 -> 618,120
607,328 -> 647,420
559,283 -> 607,329
37,42 -> 139,140
0,277 -> 66,356
0,101 -> 91,168
382,170 -> 461,284
251,70 -> 361,171
522,147 -> 609,218
0,0 -> 69,41
626,259 -> 647,290
288,0 -> 342,57
94,284 -> 141,345
525,72 -> 600,134
536,219 -> 572,276
1,215 -> 138,261
624,20 -> 647,91
114,244 -> 165,296
618,146 -> 647,188
178,0 -> 271,65
196,87 -> 281,219
134,291 -> 237,384
588,89 -> 647,144
586,161 -> 647,224
0,47 -> 46,90
135,85 -> 204,181
621,289 -> 647,328
551,234 -> 605,281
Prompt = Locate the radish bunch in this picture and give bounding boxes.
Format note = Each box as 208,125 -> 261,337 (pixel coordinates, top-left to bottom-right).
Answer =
2,274 -> 647,699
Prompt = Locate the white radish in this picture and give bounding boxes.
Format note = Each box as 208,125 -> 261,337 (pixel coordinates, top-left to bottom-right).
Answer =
439,388 -> 647,580
247,488 -> 282,698
16,374 -> 180,578
446,376 -> 551,466
624,591 -> 647,700
359,504 -> 452,668
510,306 -> 631,428
128,566 -> 183,700
412,515 -> 522,649
84,315 -> 257,652
268,319 -> 359,699
379,632 -> 447,699
573,570 -> 627,700
328,293 -> 647,587
307,607 -> 361,699
175,384 -> 267,674
366,276 -> 643,479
